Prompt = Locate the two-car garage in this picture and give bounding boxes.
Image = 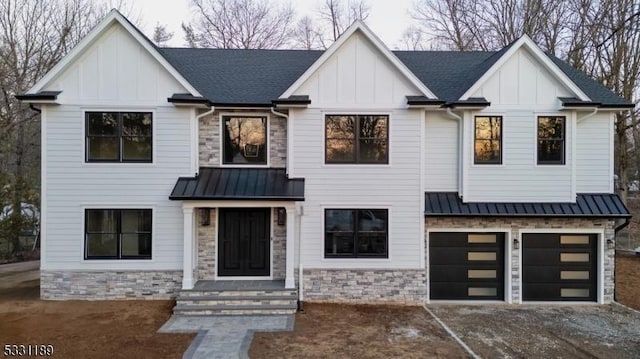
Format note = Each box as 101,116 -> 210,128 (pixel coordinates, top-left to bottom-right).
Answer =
428,231 -> 599,302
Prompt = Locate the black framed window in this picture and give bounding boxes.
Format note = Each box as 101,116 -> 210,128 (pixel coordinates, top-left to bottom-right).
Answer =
325,115 -> 388,164
537,116 -> 565,165
474,116 -> 502,164
324,209 -> 388,258
86,112 -> 152,162
223,116 -> 267,165
85,209 -> 152,259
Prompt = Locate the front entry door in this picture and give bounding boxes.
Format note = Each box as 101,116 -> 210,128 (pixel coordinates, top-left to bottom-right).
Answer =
218,208 -> 270,277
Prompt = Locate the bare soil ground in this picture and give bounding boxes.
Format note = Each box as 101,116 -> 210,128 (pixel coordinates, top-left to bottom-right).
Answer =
250,303 -> 470,359
430,305 -> 640,359
616,251 -> 640,310
0,262 -> 194,359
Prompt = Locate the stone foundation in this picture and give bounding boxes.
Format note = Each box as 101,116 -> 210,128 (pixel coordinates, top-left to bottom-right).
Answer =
303,269 -> 426,304
40,270 -> 182,300
426,217 -> 616,303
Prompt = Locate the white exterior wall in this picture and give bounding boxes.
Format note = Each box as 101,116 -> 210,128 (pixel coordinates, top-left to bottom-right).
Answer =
463,47 -> 578,202
425,113 -> 458,191
576,113 -> 614,193
41,22 -> 192,270
291,31 -> 424,269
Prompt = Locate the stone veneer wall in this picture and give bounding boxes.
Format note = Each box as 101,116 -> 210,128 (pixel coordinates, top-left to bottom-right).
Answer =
195,208 -> 285,280
198,112 -> 287,167
197,209 -> 217,280
272,208 -> 286,279
303,269 -> 427,304
425,217 -> 616,303
40,270 -> 182,299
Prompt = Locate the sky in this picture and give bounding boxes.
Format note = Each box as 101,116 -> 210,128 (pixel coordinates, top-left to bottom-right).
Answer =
125,0 -> 416,48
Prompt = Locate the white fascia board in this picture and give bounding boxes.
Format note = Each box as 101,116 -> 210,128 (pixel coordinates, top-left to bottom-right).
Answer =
27,10 -> 201,97
460,35 -> 590,102
280,20 -> 437,99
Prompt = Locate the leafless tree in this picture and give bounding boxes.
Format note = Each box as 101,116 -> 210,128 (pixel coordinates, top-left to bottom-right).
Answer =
182,0 -> 295,49
398,26 -> 428,51
292,16 -> 322,50
152,23 -> 174,47
0,0 -> 116,255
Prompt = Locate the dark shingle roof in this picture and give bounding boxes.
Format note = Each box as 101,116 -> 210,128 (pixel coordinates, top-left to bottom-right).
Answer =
425,192 -> 630,218
157,45 -> 631,107
159,48 -> 322,106
169,167 -> 305,201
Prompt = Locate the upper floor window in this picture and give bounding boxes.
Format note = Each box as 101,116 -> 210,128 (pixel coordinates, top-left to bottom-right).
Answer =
537,116 -> 565,165
86,112 -> 152,163
474,116 -> 502,164
223,116 -> 267,165
325,115 -> 388,164
85,209 -> 152,260
324,209 -> 388,258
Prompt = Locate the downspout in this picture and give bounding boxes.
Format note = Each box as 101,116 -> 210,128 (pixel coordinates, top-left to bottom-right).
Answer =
29,104 -> 42,113
194,106 -> 215,175
614,217 -> 631,234
577,107 -> 598,123
270,107 -> 290,176
445,108 -> 464,197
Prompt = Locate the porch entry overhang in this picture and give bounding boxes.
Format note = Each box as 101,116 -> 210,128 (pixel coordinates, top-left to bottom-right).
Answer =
169,168 -> 304,291
425,192 -> 631,218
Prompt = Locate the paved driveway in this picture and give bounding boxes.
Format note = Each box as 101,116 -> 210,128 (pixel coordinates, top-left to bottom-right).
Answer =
429,305 -> 640,359
0,260 -> 39,300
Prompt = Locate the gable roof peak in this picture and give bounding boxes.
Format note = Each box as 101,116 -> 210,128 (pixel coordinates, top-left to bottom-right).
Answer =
280,18 -> 438,99
26,9 -> 200,96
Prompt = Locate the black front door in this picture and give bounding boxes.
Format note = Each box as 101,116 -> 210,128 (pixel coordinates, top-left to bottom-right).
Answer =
218,208 -> 270,277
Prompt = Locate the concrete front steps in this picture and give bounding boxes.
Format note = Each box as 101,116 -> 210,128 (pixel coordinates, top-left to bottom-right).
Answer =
174,281 -> 298,315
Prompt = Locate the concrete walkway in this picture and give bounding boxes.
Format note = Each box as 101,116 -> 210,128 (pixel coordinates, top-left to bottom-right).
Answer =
158,315 -> 294,359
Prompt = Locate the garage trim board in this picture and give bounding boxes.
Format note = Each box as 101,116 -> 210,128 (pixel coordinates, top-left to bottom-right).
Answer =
427,228 -> 512,303
517,228 -> 605,304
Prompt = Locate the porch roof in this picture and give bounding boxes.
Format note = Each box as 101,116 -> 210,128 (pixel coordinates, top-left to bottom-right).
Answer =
169,167 -> 304,201
425,192 -> 631,218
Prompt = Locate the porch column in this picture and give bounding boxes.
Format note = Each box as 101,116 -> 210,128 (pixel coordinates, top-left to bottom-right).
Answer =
285,205 -> 296,289
182,206 -> 195,290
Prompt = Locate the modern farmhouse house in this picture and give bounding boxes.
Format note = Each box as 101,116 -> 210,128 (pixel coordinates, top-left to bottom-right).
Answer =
18,10 -> 633,314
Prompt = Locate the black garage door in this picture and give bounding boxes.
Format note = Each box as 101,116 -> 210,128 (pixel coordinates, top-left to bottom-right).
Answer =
523,233 -> 597,301
430,232 -> 505,300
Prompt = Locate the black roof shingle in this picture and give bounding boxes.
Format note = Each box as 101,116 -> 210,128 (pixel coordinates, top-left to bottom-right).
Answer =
158,45 -> 631,107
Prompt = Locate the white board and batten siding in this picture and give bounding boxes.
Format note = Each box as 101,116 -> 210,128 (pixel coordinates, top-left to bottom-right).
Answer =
41,22 -> 192,270
425,113 -> 459,192
291,30 -> 424,269
462,47 -> 583,202
576,113 -> 613,193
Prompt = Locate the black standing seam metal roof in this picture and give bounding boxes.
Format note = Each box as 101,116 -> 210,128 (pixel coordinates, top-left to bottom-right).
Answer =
425,192 -> 631,217
170,167 -> 305,201
157,46 -> 631,107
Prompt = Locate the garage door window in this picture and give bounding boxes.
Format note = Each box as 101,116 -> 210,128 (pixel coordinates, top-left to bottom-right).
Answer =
324,209 -> 388,258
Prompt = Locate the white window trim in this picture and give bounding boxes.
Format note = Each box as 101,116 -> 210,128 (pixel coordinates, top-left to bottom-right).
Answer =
80,204 -> 157,264
320,204 -> 393,263
425,228 -> 512,304
81,108 -> 157,166
218,112 -> 271,168
516,228 -> 605,304
321,111 -> 392,168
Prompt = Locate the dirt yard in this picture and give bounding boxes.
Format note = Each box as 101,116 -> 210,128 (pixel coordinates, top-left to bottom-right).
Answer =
250,303 -> 469,359
0,262 -> 194,359
616,251 -> 640,310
